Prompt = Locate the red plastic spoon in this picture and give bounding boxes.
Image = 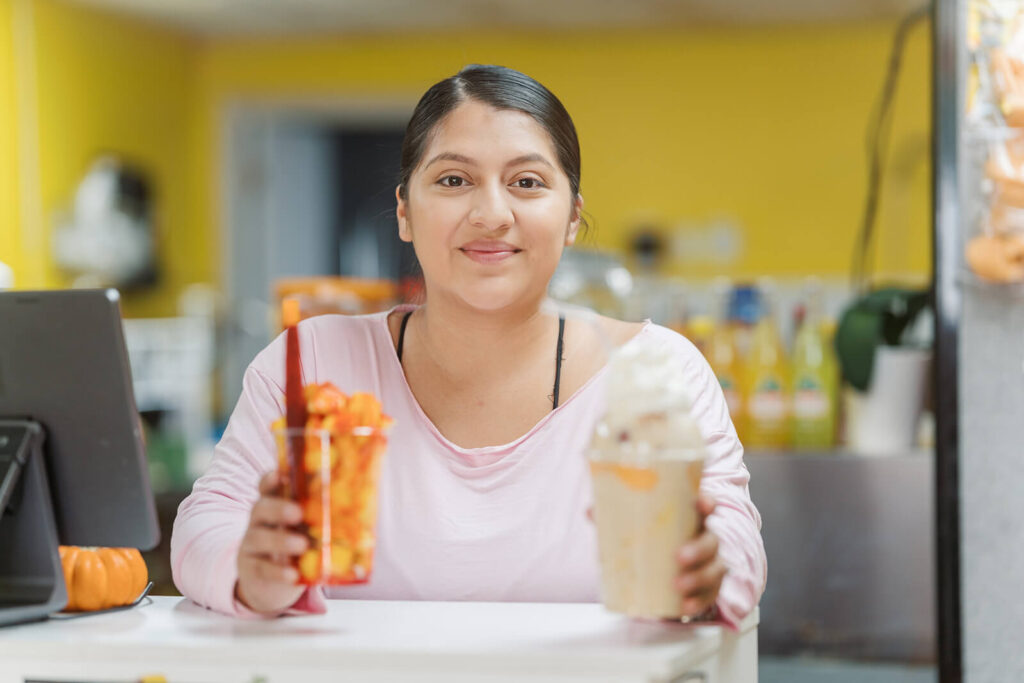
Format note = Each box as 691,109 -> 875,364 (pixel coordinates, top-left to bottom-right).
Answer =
282,298 -> 308,502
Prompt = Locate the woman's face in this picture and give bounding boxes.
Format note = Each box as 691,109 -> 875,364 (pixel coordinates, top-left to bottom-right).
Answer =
397,99 -> 582,313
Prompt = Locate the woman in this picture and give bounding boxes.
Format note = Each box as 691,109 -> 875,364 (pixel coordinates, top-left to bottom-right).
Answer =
171,65 -> 766,627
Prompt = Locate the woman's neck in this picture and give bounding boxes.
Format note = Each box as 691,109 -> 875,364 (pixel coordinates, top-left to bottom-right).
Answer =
410,294 -> 555,385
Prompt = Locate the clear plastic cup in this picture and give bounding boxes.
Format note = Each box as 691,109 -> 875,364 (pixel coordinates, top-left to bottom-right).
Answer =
274,425 -> 387,585
589,444 -> 704,619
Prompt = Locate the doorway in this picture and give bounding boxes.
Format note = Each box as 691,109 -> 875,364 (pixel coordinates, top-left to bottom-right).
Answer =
221,102 -> 414,416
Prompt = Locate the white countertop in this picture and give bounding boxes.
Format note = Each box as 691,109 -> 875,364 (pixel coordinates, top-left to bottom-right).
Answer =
0,596 -> 758,683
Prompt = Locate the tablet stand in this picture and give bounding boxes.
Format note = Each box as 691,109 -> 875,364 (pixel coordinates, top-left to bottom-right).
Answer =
0,419 -> 68,626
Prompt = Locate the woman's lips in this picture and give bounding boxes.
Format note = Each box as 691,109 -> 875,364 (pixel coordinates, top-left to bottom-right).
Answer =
459,248 -> 521,264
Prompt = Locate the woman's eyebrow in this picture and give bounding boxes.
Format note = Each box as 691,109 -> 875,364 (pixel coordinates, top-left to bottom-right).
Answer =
424,152 -> 475,168
423,152 -> 555,170
506,153 -> 554,169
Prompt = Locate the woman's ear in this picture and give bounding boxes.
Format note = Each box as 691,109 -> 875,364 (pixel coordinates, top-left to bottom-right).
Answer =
565,194 -> 584,246
396,186 -> 413,243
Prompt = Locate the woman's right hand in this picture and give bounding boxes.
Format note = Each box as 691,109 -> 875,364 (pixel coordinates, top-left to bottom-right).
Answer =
235,470 -> 310,614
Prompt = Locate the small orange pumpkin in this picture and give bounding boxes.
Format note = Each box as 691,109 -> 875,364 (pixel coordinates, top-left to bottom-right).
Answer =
58,546 -> 148,612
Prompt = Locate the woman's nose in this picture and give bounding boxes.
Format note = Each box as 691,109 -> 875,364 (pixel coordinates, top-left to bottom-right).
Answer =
468,182 -> 514,230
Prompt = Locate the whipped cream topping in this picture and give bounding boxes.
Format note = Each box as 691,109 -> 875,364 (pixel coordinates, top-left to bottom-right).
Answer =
591,338 -> 704,465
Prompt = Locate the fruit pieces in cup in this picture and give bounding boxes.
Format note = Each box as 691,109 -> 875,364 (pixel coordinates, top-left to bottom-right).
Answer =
271,383 -> 392,585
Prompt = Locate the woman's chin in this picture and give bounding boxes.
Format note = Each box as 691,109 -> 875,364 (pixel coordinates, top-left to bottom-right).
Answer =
455,282 -> 540,313
459,293 -> 524,313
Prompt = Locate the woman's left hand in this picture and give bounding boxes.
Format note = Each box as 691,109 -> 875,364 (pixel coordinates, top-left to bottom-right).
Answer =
675,494 -> 727,619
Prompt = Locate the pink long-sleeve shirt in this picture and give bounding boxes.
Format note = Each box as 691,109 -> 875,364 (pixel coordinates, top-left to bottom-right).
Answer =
170,307 -> 766,627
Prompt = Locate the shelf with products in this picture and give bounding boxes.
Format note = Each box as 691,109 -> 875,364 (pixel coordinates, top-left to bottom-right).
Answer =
961,0 -> 1024,286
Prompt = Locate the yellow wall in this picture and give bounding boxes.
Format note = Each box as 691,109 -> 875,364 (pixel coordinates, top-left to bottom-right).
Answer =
193,22 -> 931,284
0,0 -> 18,277
5,4 -> 932,316
7,0 -> 193,316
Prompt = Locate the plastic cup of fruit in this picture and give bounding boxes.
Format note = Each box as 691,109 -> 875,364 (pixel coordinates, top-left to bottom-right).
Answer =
274,425 -> 387,585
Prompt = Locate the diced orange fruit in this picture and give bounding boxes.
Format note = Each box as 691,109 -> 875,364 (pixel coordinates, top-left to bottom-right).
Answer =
304,498 -> 324,527
331,544 -> 354,572
303,440 -> 337,473
329,477 -> 353,509
307,383 -> 348,415
298,549 -> 320,583
274,382 -> 390,585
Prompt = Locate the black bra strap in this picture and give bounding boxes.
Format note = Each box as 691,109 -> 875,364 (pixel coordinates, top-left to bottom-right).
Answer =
400,309 -> 565,411
552,315 -> 566,410
397,310 -> 413,362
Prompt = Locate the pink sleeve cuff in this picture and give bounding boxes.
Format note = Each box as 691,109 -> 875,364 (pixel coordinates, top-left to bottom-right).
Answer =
284,586 -> 328,615
182,535 -> 328,620
712,570 -> 758,631
713,598 -> 743,632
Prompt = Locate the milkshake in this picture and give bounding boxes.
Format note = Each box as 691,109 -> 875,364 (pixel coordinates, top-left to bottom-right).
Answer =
589,340 -> 706,619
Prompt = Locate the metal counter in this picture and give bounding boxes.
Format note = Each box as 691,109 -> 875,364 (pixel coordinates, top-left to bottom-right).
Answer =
747,450 -> 935,662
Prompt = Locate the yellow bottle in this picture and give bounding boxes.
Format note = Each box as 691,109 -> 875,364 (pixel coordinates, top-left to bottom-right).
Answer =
742,291 -> 790,450
819,318 -> 840,438
685,314 -> 714,362
707,318 -> 744,441
705,284 -> 744,440
790,292 -> 838,450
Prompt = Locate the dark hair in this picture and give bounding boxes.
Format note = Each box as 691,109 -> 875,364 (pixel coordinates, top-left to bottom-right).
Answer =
399,65 -> 582,205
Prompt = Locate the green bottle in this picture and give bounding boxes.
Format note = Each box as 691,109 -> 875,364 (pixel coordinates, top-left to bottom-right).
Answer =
791,283 -> 838,450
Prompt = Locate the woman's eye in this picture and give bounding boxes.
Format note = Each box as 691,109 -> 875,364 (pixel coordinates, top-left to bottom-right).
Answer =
514,177 -> 544,189
439,176 -> 465,188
